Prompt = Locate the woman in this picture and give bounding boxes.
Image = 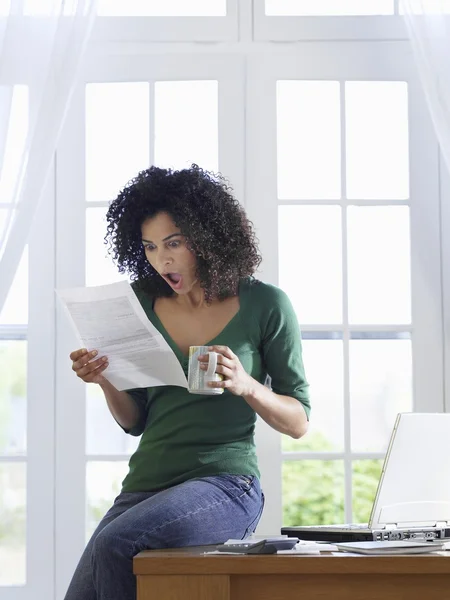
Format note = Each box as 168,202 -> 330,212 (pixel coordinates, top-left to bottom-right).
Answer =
65,165 -> 310,600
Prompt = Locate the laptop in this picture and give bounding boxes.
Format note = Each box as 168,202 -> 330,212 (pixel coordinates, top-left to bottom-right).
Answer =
281,413 -> 450,542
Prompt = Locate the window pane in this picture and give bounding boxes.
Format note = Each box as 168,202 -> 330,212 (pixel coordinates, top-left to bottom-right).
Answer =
155,81 -> 218,173
347,206 -> 411,324
0,86 -> 28,204
266,0 -> 394,15
86,83 -> 149,202
346,81 -> 409,200
277,81 -> 341,200
0,235 -> 28,326
98,0 -> 226,16
86,385 -> 140,455
282,340 -> 344,452
350,339 -> 412,453
86,461 -> 129,542
86,208 -> 128,287
0,1 -> 11,17
279,206 -> 342,324
0,341 -> 27,456
0,463 -> 26,586
282,460 -> 344,526
353,459 -> 383,524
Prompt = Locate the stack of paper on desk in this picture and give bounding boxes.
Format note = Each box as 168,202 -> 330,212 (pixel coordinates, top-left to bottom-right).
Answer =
57,281 -> 188,391
334,541 -> 446,555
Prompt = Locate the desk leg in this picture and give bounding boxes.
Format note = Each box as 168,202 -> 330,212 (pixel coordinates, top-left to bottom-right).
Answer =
137,574 -> 230,600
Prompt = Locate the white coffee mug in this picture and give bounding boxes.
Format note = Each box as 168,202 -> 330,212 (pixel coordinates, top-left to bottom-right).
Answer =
187,345 -> 224,395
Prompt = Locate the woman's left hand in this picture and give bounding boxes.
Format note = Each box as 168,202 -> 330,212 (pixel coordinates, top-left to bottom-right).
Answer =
198,345 -> 254,397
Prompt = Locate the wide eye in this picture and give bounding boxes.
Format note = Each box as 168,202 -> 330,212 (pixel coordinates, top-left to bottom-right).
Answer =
144,243 -> 155,252
168,240 -> 180,248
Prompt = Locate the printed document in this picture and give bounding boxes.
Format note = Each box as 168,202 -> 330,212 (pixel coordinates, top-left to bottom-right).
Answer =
57,281 -> 188,390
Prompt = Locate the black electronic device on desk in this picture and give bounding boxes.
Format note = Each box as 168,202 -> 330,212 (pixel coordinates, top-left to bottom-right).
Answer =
215,537 -> 299,554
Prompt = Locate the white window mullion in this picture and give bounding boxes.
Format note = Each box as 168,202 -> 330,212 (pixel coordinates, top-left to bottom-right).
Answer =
440,154 -> 450,412
218,57 -> 245,205
26,164 -> 56,600
148,80 -> 155,168
341,79 -> 353,524
245,56 -> 278,284
246,57 -> 281,535
54,86 -> 87,600
408,78 -> 443,413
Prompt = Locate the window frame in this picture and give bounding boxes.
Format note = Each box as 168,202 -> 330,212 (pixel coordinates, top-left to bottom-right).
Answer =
54,52 -> 246,597
0,170 -> 56,600
1,12 -> 446,596
245,42 -> 444,532
90,0 -> 239,43
441,154 -> 450,412
253,0 -> 409,41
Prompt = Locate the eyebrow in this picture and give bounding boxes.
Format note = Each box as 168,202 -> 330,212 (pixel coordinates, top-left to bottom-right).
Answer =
141,233 -> 183,244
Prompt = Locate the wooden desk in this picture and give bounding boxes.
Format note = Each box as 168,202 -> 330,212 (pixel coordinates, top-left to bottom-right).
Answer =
133,546 -> 450,600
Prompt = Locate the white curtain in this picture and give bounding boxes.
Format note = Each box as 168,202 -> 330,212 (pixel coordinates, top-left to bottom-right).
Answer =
0,0 -> 97,314
401,0 -> 450,174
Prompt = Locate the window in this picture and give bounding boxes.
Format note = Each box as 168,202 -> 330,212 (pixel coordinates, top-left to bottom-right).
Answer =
83,78 -> 221,536
246,48 -> 442,531
54,62 -> 242,579
278,80 -> 413,525
9,7 -> 443,597
0,87 -> 29,587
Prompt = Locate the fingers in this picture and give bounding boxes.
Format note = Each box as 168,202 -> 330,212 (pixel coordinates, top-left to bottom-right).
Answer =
208,379 -> 229,389
76,356 -> 108,379
198,346 -> 235,366
208,345 -> 235,360
198,346 -> 234,379
71,349 -> 98,371
84,360 -> 109,383
69,348 -> 89,361
210,362 -> 232,377
70,348 -> 108,382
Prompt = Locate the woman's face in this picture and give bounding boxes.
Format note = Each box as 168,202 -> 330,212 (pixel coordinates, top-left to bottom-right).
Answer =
141,212 -> 198,294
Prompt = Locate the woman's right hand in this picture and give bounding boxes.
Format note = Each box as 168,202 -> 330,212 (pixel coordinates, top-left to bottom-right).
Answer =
70,348 -> 109,384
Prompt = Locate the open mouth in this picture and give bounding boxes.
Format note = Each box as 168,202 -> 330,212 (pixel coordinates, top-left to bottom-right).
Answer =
163,272 -> 183,289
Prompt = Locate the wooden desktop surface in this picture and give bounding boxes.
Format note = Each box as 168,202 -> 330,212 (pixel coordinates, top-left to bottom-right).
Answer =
133,546 -> 450,600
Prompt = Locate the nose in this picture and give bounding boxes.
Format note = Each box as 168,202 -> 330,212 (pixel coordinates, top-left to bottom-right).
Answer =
155,247 -> 173,271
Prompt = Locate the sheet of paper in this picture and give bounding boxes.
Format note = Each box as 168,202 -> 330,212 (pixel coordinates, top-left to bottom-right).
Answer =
57,281 -> 188,390
204,548 -> 320,555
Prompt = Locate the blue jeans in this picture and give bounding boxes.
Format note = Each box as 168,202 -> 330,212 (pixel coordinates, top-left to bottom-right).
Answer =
64,474 -> 264,600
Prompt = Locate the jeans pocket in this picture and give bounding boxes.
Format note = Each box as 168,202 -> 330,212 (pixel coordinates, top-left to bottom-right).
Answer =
209,473 -> 256,495
220,474 -> 255,491
243,491 -> 265,538
234,475 -> 254,488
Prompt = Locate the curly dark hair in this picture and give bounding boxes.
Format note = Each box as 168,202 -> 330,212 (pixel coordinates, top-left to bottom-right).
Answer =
105,164 -> 261,302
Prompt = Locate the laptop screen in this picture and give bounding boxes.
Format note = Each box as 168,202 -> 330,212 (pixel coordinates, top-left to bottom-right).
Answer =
369,413 -> 450,528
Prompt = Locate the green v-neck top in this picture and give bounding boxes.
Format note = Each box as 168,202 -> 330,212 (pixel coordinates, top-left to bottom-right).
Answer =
120,277 -> 310,493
